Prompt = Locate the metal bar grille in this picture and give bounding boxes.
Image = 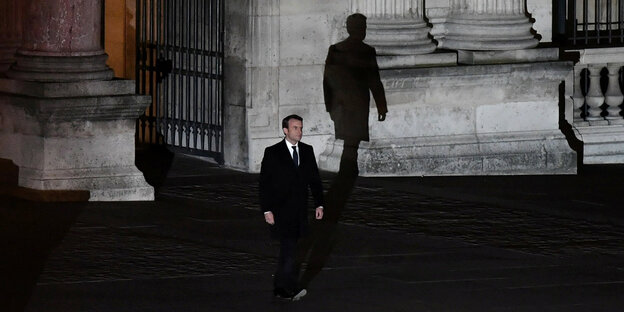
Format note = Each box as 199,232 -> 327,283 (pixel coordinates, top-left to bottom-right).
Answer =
555,0 -> 624,47
136,0 -> 224,164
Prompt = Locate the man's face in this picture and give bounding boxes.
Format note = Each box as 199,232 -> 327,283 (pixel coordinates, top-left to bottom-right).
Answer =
283,119 -> 303,144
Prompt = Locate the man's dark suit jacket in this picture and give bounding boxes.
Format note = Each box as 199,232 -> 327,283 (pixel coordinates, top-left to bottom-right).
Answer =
323,37 -> 388,142
259,139 -> 324,239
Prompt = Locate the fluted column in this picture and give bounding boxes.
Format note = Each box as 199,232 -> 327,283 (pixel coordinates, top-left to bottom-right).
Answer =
0,0 -> 22,72
6,0 -> 113,82
351,0 -> 435,55
442,0 -> 538,50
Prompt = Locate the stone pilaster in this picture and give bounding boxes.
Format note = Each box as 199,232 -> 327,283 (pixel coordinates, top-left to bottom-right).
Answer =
0,0 -> 22,73
6,0 -> 113,82
441,0 -> 538,51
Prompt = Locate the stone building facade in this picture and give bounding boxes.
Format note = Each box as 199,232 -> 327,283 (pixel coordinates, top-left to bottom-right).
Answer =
1,0 -> 624,200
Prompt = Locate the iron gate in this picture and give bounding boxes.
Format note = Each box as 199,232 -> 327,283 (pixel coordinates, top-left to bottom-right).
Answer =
136,0 -> 224,164
554,0 -> 624,47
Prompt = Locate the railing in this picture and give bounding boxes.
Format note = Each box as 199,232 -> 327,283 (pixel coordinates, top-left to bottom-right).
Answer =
136,0 -> 225,163
554,0 -> 624,47
572,62 -> 624,124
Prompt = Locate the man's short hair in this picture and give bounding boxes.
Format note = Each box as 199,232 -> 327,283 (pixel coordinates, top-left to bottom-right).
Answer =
346,13 -> 367,34
282,114 -> 303,129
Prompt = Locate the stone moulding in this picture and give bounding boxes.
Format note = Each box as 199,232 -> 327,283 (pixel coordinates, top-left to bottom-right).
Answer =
319,59 -> 577,176
359,131 -> 576,176
0,78 -> 154,201
574,125 -> 624,164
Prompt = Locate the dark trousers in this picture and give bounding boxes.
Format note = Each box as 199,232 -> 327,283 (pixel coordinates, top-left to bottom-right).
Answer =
274,237 -> 299,292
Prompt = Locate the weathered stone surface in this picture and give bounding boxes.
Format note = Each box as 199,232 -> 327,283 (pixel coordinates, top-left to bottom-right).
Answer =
279,14 -> 333,66
319,61 -> 577,176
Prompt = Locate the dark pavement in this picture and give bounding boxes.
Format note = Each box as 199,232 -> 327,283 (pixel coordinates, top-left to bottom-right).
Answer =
2,148 -> 624,311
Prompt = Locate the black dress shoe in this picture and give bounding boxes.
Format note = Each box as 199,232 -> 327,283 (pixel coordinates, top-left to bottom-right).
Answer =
292,288 -> 307,301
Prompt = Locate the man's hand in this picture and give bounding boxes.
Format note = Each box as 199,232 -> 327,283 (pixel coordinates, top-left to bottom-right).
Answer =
315,207 -> 324,220
264,212 -> 275,225
378,113 -> 386,121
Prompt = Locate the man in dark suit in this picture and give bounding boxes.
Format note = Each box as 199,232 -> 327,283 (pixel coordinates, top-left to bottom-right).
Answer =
259,114 -> 324,301
323,13 -> 387,174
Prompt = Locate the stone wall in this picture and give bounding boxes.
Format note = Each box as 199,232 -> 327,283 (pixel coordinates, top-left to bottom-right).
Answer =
245,0 -> 351,172
232,0 -> 575,175
318,62 -> 576,176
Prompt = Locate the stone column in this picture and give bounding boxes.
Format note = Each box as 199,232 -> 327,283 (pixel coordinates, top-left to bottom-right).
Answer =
6,0 -> 113,81
441,0 -> 538,51
351,0 -> 435,55
0,0 -> 22,72
0,0 -> 153,201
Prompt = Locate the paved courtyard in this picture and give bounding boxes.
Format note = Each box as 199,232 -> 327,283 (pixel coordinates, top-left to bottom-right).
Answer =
2,151 -> 624,311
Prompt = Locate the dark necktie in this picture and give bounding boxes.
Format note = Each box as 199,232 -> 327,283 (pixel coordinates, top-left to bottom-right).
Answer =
292,146 -> 298,167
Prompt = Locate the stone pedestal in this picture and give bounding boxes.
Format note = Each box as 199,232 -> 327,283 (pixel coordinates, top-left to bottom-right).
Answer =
440,0 -> 538,51
575,125 -> 624,164
0,0 -> 152,201
319,61 -> 577,176
0,79 -> 154,201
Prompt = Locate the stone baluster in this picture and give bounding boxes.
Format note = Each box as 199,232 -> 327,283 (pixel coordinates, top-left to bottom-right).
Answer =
572,65 -> 588,122
350,0 -> 435,55
441,0 -> 538,50
604,63 -> 624,123
585,65 -> 606,123
0,0 -> 22,72
6,0 -> 113,81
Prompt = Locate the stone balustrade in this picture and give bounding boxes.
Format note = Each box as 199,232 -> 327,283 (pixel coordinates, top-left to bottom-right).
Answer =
572,63 -> 624,126
567,47 -> 624,164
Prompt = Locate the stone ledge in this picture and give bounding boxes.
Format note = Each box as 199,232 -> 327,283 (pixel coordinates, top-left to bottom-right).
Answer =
320,130 -> 577,176
382,61 -> 572,84
377,52 -> 457,69
0,78 -> 136,98
457,48 -> 559,65
1,93 -> 151,122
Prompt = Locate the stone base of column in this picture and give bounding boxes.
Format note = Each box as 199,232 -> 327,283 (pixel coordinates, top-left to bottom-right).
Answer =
5,52 -> 114,82
574,124 -> 624,164
320,132 -> 576,176
441,15 -> 538,51
0,79 -> 154,201
365,19 -> 436,55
